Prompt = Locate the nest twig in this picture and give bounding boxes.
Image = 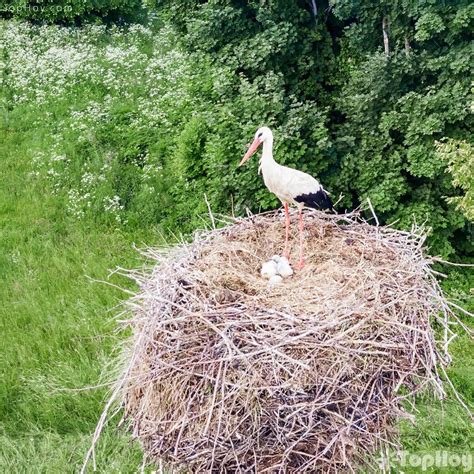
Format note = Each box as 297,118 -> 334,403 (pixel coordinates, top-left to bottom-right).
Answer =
82,209 -> 472,473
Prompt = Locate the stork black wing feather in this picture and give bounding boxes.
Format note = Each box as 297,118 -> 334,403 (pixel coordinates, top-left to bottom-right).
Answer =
294,190 -> 333,210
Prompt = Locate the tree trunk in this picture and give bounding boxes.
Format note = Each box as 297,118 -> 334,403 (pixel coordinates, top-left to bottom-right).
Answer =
310,0 -> 318,18
404,36 -> 411,56
382,17 -> 390,56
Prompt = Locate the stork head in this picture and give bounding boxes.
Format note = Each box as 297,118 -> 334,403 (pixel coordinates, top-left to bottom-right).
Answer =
239,126 -> 273,166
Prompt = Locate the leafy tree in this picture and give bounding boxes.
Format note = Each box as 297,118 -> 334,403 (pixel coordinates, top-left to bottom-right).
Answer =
437,139 -> 474,222
331,0 -> 473,255
151,0 -> 472,255
149,0 -> 342,231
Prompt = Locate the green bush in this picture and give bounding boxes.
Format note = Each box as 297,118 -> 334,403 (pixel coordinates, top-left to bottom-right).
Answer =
151,0 -> 473,256
331,0 -> 473,256
437,139 -> 474,223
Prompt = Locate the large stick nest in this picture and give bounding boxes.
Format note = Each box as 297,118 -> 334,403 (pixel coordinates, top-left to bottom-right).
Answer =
118,209 -> 459,473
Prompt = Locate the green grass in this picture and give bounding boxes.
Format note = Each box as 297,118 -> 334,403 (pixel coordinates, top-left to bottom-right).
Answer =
0,125 -> 154,472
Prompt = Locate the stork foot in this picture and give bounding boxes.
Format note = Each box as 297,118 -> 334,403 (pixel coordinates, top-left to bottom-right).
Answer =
295,259 -> 305,271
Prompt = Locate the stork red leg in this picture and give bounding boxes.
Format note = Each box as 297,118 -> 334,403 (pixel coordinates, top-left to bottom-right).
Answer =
296,207 -> 305,269
283,203 -> 290,259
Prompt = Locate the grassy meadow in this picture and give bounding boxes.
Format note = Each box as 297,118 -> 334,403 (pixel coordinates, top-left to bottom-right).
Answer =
0,105 -> 150,471
1,19 -> 473,473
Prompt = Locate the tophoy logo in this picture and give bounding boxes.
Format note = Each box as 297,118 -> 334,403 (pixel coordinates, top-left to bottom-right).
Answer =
377,450 -> 473,472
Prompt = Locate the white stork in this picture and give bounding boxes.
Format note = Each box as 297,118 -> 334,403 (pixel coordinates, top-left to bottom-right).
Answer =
239,126 -> 333,269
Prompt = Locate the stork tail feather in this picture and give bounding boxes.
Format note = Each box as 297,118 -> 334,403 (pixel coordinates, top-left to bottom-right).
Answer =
294,190 -> 333,211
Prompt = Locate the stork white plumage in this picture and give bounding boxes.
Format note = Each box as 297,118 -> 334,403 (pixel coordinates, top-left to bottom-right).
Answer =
239,126 -> 333,269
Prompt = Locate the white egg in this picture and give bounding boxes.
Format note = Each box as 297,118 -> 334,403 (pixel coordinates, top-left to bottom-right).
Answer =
260,260 -> 277,279
268,275 -> 283,287
277,257 -> 293,278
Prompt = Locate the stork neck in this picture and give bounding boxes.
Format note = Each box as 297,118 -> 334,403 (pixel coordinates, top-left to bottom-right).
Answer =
261,137 -> 275,166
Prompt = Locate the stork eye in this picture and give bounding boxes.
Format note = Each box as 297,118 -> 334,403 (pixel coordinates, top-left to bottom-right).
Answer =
258,132 -> 263,138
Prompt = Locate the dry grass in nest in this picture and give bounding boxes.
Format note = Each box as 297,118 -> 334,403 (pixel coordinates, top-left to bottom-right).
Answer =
82,209 -> 472,473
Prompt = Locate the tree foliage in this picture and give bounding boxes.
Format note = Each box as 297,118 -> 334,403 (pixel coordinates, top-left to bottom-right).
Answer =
437,139 -> 474,223
148,0 -> 341,231
329,0 -> 473,256
152,0 -> 473,256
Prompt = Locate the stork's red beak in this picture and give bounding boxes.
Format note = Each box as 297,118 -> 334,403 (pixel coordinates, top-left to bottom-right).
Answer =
239,138 -> 262,166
